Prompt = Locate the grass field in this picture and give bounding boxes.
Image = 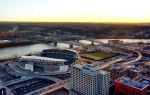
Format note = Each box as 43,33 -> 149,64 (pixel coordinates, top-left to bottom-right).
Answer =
80,52 -> 117,60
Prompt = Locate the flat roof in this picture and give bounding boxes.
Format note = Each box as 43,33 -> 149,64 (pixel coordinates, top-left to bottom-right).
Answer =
73,64 -> 108,75
20,56 -> 66,62
83,64 -> 100,71
138,77 -> 150,85
116,77 -> 149,90
43,48 -> 78,53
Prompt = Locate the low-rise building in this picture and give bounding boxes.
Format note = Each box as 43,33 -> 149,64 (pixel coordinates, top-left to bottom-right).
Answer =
115,76 -> 150,95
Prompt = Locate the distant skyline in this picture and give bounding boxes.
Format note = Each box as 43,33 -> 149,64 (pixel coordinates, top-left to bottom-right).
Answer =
0,0 -> 150,23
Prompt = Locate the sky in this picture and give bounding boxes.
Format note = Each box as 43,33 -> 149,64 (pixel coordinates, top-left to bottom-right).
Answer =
0,0 -> 150,23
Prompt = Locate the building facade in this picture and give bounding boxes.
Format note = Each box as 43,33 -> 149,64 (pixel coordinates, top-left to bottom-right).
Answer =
69,64 -> 110,95
19,56 -> 68,73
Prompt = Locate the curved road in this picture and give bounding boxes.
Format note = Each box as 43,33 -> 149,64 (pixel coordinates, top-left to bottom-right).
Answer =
122,48 -> 142,66
92,40 -> 143,68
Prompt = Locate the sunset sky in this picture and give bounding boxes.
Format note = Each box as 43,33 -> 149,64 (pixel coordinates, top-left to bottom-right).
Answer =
0,0 -> 150,23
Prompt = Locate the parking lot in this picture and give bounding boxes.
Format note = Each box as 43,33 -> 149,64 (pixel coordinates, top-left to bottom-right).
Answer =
7,78 -> 56,95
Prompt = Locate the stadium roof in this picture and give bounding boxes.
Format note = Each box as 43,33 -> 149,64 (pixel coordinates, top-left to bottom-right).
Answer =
21,56 -> 66,62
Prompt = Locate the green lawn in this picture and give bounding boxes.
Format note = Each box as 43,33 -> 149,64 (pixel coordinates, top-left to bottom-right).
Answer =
80,52 -> 117,60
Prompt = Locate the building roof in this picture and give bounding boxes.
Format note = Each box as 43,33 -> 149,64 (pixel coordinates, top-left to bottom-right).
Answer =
138,77 -> 150,85
66,49 -> 78,53
20,56 -> 66,62
43,48 -> 78,54
73,64 -> 109,75
116,77 -> 149,90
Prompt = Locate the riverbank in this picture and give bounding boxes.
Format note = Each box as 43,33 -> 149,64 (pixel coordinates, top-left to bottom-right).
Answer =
0,41 -> 40,48
0,57 -> 17,62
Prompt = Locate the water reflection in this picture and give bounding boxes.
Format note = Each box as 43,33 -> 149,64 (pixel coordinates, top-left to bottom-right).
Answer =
96,39 -> 150,43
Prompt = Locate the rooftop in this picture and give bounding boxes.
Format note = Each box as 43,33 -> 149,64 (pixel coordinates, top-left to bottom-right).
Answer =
138,77 -> 150,85
116,77 -> 149,90
82,64 -> 100,72
73,64 -> 108,75
20,56 -> 66,62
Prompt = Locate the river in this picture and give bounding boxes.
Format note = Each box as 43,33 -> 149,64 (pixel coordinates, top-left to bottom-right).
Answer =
95,39 -> 150,43
0,39 -> 150,59
0,43 -> 71,59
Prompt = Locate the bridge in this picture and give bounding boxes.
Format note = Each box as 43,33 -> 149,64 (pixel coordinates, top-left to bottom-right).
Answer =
61,41 -> 85,48
47,37 -> 103,48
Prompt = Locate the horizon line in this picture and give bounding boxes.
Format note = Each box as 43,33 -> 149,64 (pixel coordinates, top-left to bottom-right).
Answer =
0,21 -> 150,24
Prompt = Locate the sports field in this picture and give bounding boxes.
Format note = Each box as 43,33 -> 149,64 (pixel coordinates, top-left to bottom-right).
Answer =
80,52 -> 117,60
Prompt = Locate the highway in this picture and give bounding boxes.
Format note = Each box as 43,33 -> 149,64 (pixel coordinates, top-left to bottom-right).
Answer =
94,55 -> 130,69
91,40 -> 143,68
122,49 -> 142,66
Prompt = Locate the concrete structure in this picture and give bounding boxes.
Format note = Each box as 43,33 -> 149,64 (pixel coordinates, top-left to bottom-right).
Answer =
20,56 -> 66,63
69,64 -> 110,95
19,56 -> 68,73
41,49 -> 79,65
8,48 -> 79,76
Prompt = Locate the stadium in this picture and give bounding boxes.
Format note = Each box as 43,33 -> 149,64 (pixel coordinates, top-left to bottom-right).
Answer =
40,49 -> 79,65
16,49 -> 79,75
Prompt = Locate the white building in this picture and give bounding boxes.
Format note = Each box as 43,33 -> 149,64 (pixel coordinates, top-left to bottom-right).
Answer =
69,64 -> 110,95
20,56 -> 66,65
19,56 -> 68,73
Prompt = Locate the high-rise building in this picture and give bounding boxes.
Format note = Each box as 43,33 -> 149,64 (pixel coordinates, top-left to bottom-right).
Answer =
69,64 -> 110,95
